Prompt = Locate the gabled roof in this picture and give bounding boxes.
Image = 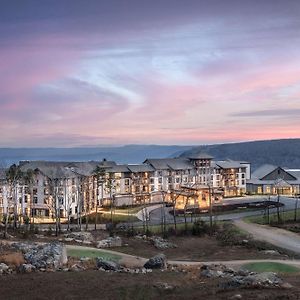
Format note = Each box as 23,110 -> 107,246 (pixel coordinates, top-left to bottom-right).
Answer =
19,160 -> 117,177
127,164 -> 155,173
248,164 -> 300,185
285,169 -> 300,180
215,160 -> 246,169
251,164 -> 278,179
187,153 -> 213,160
106,165 -> 131,173
144,158 -> 194,170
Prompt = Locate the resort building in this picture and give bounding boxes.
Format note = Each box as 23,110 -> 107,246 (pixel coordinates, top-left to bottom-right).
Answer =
212,160 -> 251,197
0,155 -> 252,222
246,165 -> 300,196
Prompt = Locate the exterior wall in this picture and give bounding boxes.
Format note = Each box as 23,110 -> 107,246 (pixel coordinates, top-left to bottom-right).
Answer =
247,183 -> 300,195
212,165 -> 249,197
0,158 -> 253,221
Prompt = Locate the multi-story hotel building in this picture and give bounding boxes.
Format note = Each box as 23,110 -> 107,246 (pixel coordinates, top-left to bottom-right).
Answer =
0,155 -> 251,221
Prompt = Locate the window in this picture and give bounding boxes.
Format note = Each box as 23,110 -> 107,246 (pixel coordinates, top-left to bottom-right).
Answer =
59,197 -> 64,205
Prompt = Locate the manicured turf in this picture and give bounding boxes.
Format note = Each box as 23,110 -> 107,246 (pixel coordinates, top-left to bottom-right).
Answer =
67,248 -> 121,262
243,262 -> 300,273
245,209 -> 300,225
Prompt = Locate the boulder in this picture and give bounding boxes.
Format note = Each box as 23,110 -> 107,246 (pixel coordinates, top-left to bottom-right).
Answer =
150,237 -> 177,250
262,250 -> 280,255
24,242 -> 68,270
154,282 -> 176,291
64,231 -> 94,243
96,257 -> 120,271
96,236 -> 122,248
70,264 -> 85,272
224,272 -> 283,289
19,264 -> 36,273
200,264 -> 237,279
242,272 -> 282,287
0,263 -> 9,274
144,254 -> 167,269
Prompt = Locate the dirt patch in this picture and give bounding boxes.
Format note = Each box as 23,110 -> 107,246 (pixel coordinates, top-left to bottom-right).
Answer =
0,252 -> 25,266
112,235 -> 288,261
0,269 -> 299,300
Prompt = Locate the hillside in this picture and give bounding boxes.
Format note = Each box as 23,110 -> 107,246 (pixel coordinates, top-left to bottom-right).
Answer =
0,145 -> 193,166
179,139 -> 300,170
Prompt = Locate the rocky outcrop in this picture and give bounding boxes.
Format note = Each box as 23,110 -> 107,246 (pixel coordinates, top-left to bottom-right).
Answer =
22,242 -> 67,270
19,264 -> 36,273
150,237 -> 177,250
96,257 -> 121,271
200,264 -> 286,289
0,263 -> 10,275
96,236 -> 122,248
64,232 -> 94,244
144,254 -> 167,269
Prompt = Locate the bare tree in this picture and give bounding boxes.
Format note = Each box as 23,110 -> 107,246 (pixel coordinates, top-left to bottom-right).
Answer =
63,181 -> 74,231
294,194 -> 299,222
22,169 -> 35,226
46,177 -> 61,236
6,164 -> 23,230
93,166 -> 106,230
171,192 -> 180,234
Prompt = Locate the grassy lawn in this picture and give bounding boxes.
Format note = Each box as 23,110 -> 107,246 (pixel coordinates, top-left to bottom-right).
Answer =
245,209 -> 300,225
243,262 -> 300,274
67,248 -> 121,261
85,212 -> 139,223
101,205 -> 150,214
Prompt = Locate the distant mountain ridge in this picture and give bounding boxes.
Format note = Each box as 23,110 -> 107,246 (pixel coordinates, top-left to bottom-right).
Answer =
0,145 -> 194,167
1,139 -> 299,170
180,139 -> 300,170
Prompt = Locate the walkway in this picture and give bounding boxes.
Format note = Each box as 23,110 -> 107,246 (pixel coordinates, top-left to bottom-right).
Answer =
235,219 -> 300,254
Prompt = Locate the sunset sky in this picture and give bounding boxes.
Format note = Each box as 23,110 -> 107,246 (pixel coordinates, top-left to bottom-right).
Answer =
1,0 -> 300,147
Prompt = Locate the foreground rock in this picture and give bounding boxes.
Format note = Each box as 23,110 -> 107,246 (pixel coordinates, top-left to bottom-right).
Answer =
150,237 -> 177,250
144,254 -> 167,269
64,232 -> 94,244
0,263 -> 10,274
96,236 -> 122,248
200,264 -> 287,289
19,264 -> 36,273
96,257 -> 120,271
15,242 -> 68,270
228,272 -> 283,288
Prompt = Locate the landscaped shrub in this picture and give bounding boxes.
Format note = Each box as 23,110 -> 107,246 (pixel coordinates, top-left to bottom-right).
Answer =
216,222 -> 249,246
192,220 -> 209,236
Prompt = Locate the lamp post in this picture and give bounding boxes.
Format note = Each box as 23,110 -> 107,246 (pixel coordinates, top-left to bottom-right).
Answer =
208,184 -> 213,233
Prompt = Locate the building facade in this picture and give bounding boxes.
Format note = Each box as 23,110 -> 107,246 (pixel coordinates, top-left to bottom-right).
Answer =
0,155 -> 251,222
247,165 -> 300,196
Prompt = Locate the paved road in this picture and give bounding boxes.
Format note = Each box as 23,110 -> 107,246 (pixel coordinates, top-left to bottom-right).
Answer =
146,195 -> 297,225
22,196 -> 297,230
235,219 -> 300,254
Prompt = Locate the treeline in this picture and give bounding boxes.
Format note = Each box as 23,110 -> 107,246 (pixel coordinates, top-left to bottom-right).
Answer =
180,139 -> 300,170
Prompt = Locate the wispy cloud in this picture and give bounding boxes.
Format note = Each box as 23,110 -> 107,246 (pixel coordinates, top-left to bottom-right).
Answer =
231,109 -> 300,118
1,0 -> 300,146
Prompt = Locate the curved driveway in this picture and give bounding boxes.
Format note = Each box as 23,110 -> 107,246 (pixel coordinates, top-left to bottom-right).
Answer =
235,219 -> 300,254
